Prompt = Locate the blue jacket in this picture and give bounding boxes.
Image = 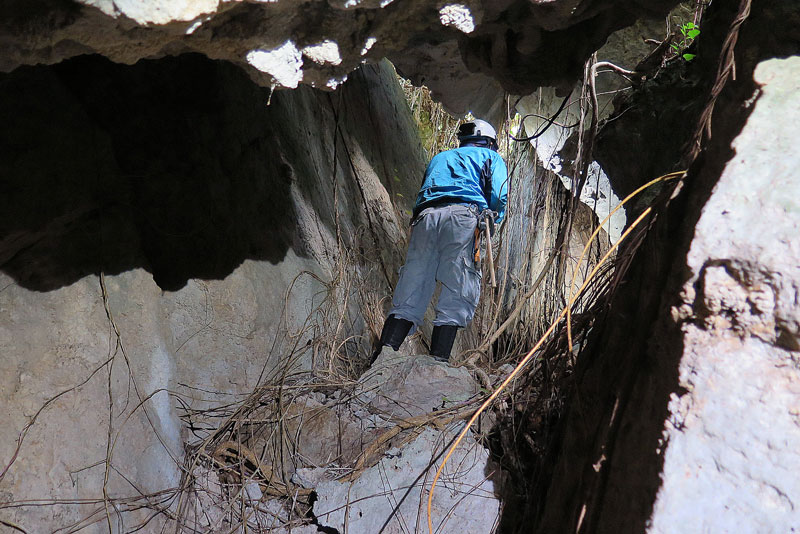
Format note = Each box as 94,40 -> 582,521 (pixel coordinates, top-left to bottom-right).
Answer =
413,146 -> 508,224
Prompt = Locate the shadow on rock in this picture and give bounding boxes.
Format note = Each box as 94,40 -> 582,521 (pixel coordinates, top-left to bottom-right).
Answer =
0,54 -> 298,291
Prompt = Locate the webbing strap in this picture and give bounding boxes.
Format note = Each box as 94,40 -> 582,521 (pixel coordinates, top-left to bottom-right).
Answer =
473,226 -> 481,264
479,159 -> 492,207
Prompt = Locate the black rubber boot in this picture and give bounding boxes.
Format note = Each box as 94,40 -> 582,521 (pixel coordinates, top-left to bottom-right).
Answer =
370,315 -> 413,363
430,325 -> 458,363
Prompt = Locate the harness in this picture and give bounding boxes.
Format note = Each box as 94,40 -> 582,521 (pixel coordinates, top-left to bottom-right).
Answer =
410,148 -> 496,267
473,158 -> 493,264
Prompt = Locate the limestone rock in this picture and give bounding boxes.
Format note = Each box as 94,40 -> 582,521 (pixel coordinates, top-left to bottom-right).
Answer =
0,56 -> 424,533
361,350 -> 479,417
515,16 -> 669,242
0,0 -> 680,116
498,5 -> 800,532
314,427 -> 499,534
650,56 -> 800,534
252,349 -> 494,532
307,351 -> 494,532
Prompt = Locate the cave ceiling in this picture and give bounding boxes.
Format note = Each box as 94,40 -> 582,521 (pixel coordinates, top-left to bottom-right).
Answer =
2,0 -> 679,116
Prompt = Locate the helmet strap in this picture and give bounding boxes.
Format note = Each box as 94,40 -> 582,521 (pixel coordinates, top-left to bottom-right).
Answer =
460,137 -> 498,151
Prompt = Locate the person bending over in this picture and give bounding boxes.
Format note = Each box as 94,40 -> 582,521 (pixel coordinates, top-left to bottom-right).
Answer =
373,119 -> 508,363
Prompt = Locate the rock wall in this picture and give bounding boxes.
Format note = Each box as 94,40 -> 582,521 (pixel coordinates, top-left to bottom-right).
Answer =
517,2 -> 800,533
0,0 -> 680,119
651,55 -> 800,533
471,140 -> 610,345
513,15 -> 669,243
0,55 -> 423,532
2,0 -> 800,533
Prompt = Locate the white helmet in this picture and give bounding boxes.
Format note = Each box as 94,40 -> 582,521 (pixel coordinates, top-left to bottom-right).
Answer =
457,119 -> 497,143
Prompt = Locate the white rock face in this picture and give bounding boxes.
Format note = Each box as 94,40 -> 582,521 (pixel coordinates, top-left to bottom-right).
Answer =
175,349 -> 496,533
304,350 -> 497,533
360,350 -> 479,416
650,56 -> 800,534
85,0 -> 219,24
361,36 -> 378,55
247,41 -> 304,88
439,4 -> 476,33
315,427 -> 497,533
303,40 -> 343,65
516,95 -> 621,242
0,59 -> 426,533
514,19 -> 667,243
0,256 -> 327,530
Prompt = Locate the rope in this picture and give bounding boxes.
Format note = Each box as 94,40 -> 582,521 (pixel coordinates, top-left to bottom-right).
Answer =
425,169 -> 686,533
566,170 -> 685,350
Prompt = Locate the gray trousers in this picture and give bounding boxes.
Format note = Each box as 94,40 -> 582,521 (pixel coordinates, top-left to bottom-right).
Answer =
389,203 -> 482,328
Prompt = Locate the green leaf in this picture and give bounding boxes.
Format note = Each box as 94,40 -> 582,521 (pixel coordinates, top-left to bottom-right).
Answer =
683,53 -> 697,61
688,29 -> 701,39
671,43 -> 680,51
685,22 -> 696,29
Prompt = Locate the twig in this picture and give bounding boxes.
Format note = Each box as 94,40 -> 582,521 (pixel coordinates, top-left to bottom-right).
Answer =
427,203 -> 658,533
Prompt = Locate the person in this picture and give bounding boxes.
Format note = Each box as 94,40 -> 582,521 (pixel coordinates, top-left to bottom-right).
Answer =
372,118 -> 508,363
